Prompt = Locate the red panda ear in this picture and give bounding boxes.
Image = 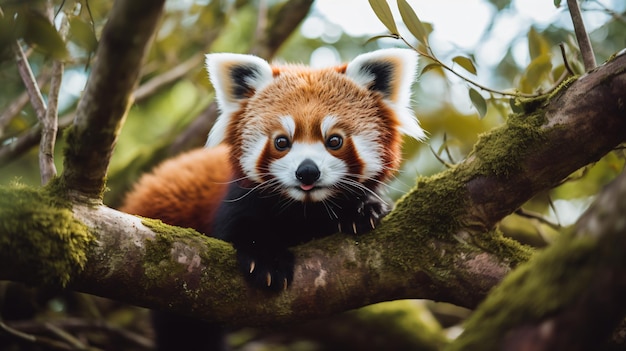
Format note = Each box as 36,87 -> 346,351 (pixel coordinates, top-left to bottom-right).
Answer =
205,53 -> 274,146
345,49 -> 425,141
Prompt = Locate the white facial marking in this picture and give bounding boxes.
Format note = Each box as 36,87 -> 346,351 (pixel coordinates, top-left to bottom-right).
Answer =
352,134 -> 383,180
240,135 -> 267,182
279,115 -> 296,139
320,115 -> 337,137
269,141 -> 347,202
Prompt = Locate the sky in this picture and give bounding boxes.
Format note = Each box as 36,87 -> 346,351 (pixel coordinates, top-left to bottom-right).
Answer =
308,0 -> 620,68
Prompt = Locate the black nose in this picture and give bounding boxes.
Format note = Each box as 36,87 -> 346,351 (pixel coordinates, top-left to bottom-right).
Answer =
295,159 -> 320,185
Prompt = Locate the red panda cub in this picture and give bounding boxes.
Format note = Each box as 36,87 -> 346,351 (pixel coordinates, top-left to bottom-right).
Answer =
122,48 -> 425,291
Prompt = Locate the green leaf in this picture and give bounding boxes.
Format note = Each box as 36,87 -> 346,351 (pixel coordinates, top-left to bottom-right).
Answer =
554,0 -> 562,8
69,17 -> 98,53
420,62 -> 443,76
397,0 -> 429,46
365,33 -> 400,45
19,10 -> 68,59
452,55 -> 477,75
368,0 -> 399,35
520,53 -> 553,92
469,88 -> 487,118
510,98 -> 524,114
528,27 -> 550,60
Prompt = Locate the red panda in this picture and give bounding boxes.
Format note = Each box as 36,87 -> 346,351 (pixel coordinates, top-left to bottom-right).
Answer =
121,48 -> 425,291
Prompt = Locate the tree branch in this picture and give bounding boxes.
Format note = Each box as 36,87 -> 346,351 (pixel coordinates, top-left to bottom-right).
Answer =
60,0 -> 165,201
449,167 -> 626,351
567,0 -> 597,70
39,12 -> 68,185
249,0 -> 314,60
1,52 -> 624,326
12,43 -> 47,121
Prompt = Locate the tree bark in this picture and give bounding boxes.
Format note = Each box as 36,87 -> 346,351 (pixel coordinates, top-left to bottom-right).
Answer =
60,0 -> 165,200
450,164 -> 626,351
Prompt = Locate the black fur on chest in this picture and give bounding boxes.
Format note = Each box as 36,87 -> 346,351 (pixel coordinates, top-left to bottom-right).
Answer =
212,182 -> 389,290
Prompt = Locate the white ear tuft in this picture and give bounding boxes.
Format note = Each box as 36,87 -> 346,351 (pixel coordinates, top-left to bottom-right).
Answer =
346,48 -> 425,141
205,53 -> 274,147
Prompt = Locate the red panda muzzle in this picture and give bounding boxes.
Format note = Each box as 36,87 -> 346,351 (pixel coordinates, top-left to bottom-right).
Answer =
295,159 -> 320,188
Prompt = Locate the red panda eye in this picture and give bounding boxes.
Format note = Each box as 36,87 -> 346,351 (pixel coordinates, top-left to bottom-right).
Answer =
326,135 -> 343,150
274,136 -> 290,151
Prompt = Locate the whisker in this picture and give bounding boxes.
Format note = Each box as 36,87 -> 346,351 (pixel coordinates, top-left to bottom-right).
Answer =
336,178 -> 389,206
222,178 -> 280,202
338,171 -> 408,195
321,198 -> 340,220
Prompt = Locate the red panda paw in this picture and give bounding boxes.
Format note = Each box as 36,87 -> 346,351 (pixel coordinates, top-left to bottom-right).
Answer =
339,197 -> 390,235
236,249 -> 294,291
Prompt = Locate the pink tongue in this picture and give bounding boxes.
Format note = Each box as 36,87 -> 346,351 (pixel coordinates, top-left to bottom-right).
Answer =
300,184 -> 315,191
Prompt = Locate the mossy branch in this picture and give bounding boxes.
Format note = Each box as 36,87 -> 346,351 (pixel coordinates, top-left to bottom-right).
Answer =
450,167 -> 626,351
0,53 -> 624,327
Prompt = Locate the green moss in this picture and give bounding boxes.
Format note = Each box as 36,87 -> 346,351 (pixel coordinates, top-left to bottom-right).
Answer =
391,170 -> 468,241
546,75 -> 578,100
471,110 -> 547,177
471,77 -> 581,180
448,232 -> 600,351
511,75 -> 578,114
61,125 -> 109,200
0,182 -> 95,286
471,228 -> 534,267
371,170 -> 469,280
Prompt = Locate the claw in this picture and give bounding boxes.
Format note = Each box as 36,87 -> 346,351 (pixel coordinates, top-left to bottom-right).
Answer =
283,278 -> 288,291
338,222 -> 342,233
352,222 -> 357,234
370,217 -> 376,229
249,261 -> 256,274
266,272 -> 272,287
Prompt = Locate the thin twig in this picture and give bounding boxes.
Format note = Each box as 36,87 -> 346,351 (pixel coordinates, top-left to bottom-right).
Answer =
559,42 -> 575,76
44,322 -> 99,351
442,133 -> 457,165
254,0 -> 269,46
588,0 -> 626,25
567,0 -> 596,70
0,73 -> 50,136
12,42 -> 47,120
0,114 -> 73,167
397,36 -> 540,98
7,318 -> 154,349
0,320 -> 74,350
39,59 -> 61,185
39,11 -> 69,185
429,145 -> 454,169
514,208 -> 561,230
547,195 -> 562,228
134,53 -> 204,102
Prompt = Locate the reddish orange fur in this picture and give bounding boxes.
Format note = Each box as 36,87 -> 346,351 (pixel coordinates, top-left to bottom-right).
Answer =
120,145 -> 232,234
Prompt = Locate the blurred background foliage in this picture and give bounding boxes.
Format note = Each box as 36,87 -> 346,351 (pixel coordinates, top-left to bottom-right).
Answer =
0,0 -> 625,349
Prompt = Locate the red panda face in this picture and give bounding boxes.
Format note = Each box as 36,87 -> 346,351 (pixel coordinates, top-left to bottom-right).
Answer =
205,49 -> 425,202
